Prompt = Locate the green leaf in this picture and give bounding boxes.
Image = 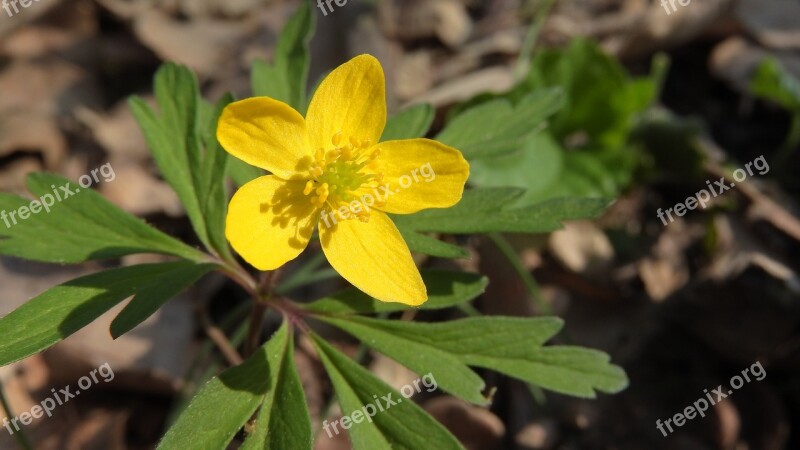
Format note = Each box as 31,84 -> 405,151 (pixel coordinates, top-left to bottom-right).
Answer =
110,263 -> 215,338
129,64 -> 233,258
303,270 -> 487,315
0,261 -> 215,366
197,94 -> 235,260
399,229 -> 469,259
0,173 -> 205,263
468,133 -> 563,204
240,329 -> 312,450
311,335 -> 464,450
466,346 -> 628,398
319,316 -> 627,398
524,39 -> 656,149
158,323 -> 302,450
392,188 -> 611,234
381,104 -> 435,141
436,89 -> 564,159
469,134 -> 634,206
463,39 -> 659,206
251,2 -> 315,112
750,57 -> 800,111
318,316 -> 488,405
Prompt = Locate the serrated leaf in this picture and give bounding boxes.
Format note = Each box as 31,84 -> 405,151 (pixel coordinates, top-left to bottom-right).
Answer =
318,315 -> 487,405
311,335 -> 464,450
240,330 -> 312,450
303,270 -> 487,315
129,64 -> 233,258
252,2 -> 315,112
317,316 -> 627,398
0,173 -> 204,263
0,261 -> 215,366
436,89 -> 564,159
381,104 -> 435,141
158,323 -> 300,450
392,188 -> 611,234
466,346 -> 628,398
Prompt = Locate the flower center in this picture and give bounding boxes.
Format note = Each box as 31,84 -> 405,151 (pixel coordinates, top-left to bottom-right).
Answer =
303,132 -> 384,222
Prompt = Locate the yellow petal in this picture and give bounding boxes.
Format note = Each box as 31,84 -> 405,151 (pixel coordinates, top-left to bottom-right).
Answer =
319,211 -> 426,306
306,54 -> 387,151
372,139 -> 470,214
226,175 -> 319,270
218,97 -> 313,180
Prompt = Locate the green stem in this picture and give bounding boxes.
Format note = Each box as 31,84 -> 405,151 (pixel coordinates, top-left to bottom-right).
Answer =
0,380 -> 33,450
488,232 -> 552,315
457,302 -> 482,317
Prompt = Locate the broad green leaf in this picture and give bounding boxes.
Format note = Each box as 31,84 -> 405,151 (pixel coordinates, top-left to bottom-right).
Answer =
381,104 -> 435,141
0,261 -> 215,366
318,316 -> 487,405
436,89 -> 564,159
465,40 -> 658,206
322,316 -> 626,398
469,134 -> 635,206
0,173 -> 205,263
399,229 -> 469,259
468,133 -> 563,204
750,58 -> 800,111
129,64 -> 233,258
303,270 -> 487,315
311,335 -> 464,450
392,188 -> 611,234
159,323 -> 293,450
240,330 -> 312,450
252,2 -> 315,112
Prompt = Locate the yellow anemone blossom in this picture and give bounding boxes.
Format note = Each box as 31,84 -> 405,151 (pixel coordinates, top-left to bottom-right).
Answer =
218,54 -> 469,306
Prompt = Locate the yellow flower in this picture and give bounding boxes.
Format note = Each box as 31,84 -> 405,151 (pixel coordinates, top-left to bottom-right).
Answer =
218,55 -> 469,306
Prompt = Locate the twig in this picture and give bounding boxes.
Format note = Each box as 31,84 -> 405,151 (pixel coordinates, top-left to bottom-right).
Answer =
198,306 -> 244,366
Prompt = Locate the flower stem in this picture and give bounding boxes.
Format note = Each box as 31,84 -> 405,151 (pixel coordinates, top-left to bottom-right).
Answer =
488,232 -> 552,315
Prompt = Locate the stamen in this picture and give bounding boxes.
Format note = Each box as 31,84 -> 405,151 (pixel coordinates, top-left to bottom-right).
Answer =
307,133 -> 386,224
